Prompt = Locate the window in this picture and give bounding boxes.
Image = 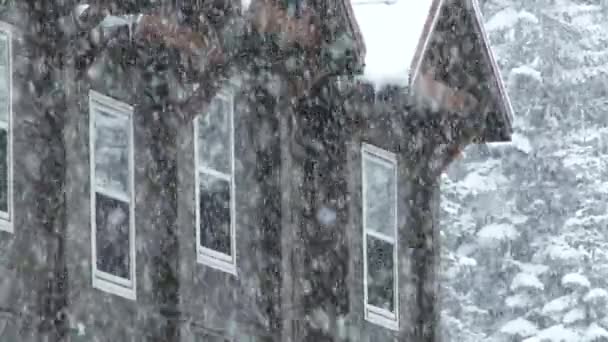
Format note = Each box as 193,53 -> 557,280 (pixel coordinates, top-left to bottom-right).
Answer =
0,27 -> 12,232
362,143 -> 398,330
89,91 -> 136,300
285,0 -> 305,16
195,90 -> 236,275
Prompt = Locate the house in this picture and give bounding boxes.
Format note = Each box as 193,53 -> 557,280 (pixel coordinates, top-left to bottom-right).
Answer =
286,0 -> 514,340
0,0 -> 512,341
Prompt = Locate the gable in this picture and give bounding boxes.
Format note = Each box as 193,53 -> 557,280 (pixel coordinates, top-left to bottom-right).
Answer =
409,0 -> 514,142
351,0 -> 513,142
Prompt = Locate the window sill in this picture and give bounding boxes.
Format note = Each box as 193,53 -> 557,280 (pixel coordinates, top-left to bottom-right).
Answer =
93,274 -> 136,300
197,252 -> 237,276
365,307 -> 399,331
0,219 -> 12,234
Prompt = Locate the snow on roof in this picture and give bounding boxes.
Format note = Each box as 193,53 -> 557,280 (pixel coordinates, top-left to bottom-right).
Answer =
351,0 -> 514,133
351,0 -> 435,88
500,318 -> 538,338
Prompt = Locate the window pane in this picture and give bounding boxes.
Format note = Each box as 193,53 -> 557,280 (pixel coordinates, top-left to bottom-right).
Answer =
0,34 -> 8,124
198,97 -> 231,174
94,109 -> 130,197
367,235 -> 395,312
0,128 -> 7,213
199,174 -> 231,256
95,193 -> 130,280
364,157 -> 396,236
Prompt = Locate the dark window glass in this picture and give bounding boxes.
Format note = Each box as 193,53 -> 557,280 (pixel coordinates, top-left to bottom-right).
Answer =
367,235 -> 395,313
0,129 -> 7,213
0,32 -> 9,217
95,193 -> 130,280
199,175 -> 231,255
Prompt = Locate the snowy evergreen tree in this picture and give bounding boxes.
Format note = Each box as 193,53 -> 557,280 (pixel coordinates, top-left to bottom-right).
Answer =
441,1 -> 608,341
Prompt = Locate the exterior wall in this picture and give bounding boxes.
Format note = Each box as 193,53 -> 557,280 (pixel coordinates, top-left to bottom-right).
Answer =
62,36 -> 204,340
0,40 -> 449,342
345,90 -> 417,342
281,91 -> 353,342
0,17 -> 67,341
176,74 -> 284,342
63,48 -> 156,340
281,85 -> 442,342
347,87 -> 445,342
62,41 -> 290,341
0,7 -> 448,342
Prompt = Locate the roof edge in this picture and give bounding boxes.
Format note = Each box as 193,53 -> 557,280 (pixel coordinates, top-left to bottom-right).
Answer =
339,0 -> 367,65
470,0 -> 514,139
409,0 -> 445,86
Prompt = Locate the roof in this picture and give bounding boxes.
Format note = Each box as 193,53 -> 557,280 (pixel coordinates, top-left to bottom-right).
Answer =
340,0 -> 366,66
469,0 -> 514,141
351,0 -> 514,142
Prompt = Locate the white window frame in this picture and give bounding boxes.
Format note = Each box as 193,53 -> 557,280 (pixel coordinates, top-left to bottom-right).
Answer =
0,25 -> 13,233
194,89 -> 237,275
361,143 -> 399,330
89,90 -> 136,300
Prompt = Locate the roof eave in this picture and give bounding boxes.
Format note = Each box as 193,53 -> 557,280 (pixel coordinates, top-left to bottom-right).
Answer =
339,0 -> 367,70
470,0 -> 514,142
480,106 -> 513,142
409,0 -> 444,85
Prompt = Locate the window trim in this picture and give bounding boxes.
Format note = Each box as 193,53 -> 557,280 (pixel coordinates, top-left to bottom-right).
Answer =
194,89 -> 237,276
361,143 -> 399,330
89,90 -> 136,300
0,26 -> 12,233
